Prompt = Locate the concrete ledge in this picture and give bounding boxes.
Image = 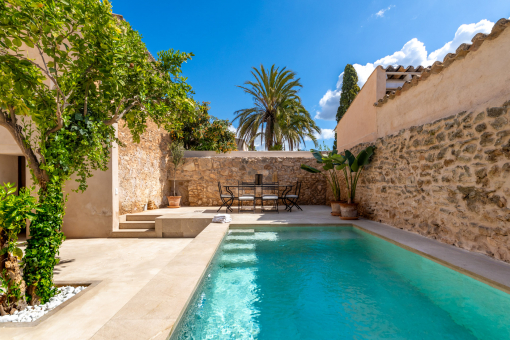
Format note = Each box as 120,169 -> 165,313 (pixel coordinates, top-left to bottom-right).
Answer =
184,150 -> 316,158
91,224 -> 229,340
155,215 -> 213,238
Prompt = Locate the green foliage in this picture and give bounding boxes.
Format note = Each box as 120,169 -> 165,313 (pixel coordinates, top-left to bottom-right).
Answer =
334,64 -> 360,151
333,146 -> 375,204
268,144 -> 283,151
336,64 -> 360,121
168,142 -> 185,196
23,180 -> 66,304
0,183 -> 37,256
234,64 -> 320,150
315,141 -> 331,151
0,183 -> 37,310
0,0 -> 195,303
170,103 -> 237,154
300,149 -> 343,201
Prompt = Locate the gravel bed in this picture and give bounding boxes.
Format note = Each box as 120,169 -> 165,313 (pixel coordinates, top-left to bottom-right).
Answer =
0,286 -> 86,323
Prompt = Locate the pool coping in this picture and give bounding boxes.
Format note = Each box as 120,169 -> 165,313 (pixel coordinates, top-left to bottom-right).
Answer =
91,220 -> 510,340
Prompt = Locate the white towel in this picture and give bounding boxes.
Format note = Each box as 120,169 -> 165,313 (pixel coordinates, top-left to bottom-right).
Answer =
212,214 -> 232,223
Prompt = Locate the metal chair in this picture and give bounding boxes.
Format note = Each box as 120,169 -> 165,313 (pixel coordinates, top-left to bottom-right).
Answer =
285,181 -> 302,212
261,182 -> 279,213
217,182 -> 234,212
238,184 -> 255,213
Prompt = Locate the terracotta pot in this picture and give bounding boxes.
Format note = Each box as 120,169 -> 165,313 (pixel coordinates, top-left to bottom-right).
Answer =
339,202 -> 358,220
330,201 -> 342,216
167,196 -> 181,208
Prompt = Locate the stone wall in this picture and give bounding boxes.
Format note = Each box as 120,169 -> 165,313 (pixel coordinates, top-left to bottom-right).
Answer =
176,157 -> 328,206
118,120 -> 331,212
118,121 -> 170,215
348,101 -> 510,262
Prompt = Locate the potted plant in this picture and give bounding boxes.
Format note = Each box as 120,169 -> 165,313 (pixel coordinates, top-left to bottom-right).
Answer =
167,142 -> 185,208
301,150 -> 343,216
334,146 -> 375,219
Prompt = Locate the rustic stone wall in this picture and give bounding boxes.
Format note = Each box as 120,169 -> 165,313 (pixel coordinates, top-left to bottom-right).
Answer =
176,157 -> 328,206
118,120 -> 331,213
118,121 -> 170,215
348,101 -> 510,262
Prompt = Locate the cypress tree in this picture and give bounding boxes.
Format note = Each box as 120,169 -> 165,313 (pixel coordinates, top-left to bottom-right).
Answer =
333,64 -> 360,150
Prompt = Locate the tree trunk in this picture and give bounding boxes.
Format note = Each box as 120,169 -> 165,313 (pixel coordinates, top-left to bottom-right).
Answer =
0,231 -> 28,314
0,117 -> 49,188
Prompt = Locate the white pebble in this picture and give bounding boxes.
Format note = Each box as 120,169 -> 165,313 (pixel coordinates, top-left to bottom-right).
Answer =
0,285 -> 87,323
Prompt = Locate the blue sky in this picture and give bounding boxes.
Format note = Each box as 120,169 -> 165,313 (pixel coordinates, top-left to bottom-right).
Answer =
112,0 -> 510,150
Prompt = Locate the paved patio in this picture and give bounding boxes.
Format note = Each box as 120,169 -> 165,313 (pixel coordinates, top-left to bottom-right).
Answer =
3,205 -> 510,340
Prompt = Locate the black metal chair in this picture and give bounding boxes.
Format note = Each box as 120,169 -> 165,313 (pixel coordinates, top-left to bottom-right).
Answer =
217,182 -> 234,212
238,183 -> 255,213
279,185 -> 293,210
285,181 -> 302,212
261,182 -> 279,213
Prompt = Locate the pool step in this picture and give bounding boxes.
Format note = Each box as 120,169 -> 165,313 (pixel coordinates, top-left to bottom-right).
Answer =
119,221 -> 155,230
126,214 -> 163,221
228,229 -> 255,235
218,253 -> 257,268
111,228 -> 157,238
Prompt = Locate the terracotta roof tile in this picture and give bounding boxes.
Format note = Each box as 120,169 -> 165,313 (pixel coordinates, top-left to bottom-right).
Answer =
374,18 -> 510,107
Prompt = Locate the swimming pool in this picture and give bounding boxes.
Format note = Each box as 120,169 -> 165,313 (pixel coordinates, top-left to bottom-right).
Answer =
170,226 -> 510,339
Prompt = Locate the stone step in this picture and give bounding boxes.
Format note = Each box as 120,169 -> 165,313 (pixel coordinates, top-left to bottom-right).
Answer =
119,221 -> 155,230
111,229 -> 157,238
126,214 -> 163,222
228,229 -> 255,234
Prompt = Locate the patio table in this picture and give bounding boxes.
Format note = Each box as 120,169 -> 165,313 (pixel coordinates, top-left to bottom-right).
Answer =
224,183 -> 293,212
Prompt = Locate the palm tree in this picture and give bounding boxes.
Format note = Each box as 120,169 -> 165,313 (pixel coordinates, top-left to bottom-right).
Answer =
234,64 -> 320,150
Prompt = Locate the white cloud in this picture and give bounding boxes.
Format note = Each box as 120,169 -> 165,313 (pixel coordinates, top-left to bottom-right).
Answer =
304,128 -> 335,141
228,125 -> 237,135
315,19 -> 494,121
375,5 -> 395,18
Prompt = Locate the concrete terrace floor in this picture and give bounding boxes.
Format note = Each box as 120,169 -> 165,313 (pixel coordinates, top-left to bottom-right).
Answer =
3,205 -> 510,340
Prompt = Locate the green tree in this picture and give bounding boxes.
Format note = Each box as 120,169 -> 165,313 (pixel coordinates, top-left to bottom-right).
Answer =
333,64 -> 360,150
234,64 -> 320,150
170,103 -> 237,153
0,0 -> 194,303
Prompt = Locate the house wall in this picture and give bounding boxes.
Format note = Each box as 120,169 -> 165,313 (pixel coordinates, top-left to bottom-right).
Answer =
0,155 -> 18,187
344,102 -> 510,262
336,67 -> 386,151
376,25 -> 510,138
0,123 -> 118,238
62,146 -> 118,238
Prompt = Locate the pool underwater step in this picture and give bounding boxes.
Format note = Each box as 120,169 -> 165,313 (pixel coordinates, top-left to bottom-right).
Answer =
218,253 -> 258,268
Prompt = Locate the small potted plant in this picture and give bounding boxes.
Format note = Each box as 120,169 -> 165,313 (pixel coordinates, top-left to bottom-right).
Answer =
301,150 -> 343,216
334,146 -> 374,219
167,142 -> 185,208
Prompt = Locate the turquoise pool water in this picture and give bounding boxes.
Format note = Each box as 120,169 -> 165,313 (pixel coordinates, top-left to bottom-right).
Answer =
170,226 -> 510,340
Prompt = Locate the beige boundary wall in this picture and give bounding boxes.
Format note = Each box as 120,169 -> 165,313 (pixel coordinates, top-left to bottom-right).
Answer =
344,102 -> 510,262
336,19 -> 510,152
336,67 -> 386,151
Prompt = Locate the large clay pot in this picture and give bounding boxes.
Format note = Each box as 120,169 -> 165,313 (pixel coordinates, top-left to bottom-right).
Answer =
167,196 -> 181,208
339,202 -> 358,220
330,201 -> 342,216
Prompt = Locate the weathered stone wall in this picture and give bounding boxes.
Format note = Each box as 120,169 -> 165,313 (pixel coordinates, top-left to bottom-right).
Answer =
118,121 -> 331,212
176,157 -> 328,206
347,101 -> 510,262
118,121 -> 170,215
